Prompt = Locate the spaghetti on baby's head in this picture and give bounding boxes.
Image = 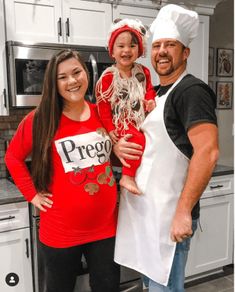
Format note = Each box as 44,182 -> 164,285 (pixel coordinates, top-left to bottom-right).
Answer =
107,18 -> 148,58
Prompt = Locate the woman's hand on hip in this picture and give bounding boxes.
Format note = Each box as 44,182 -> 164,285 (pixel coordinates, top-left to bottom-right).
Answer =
31,192 -> 53,212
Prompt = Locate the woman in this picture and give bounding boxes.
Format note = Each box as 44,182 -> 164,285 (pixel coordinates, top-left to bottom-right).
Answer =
5,50 -> 120,292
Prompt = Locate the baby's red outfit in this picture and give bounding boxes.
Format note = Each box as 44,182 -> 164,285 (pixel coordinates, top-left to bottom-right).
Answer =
96,63 -> 156,177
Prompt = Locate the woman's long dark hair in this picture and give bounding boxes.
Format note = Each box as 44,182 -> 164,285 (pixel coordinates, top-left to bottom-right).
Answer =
31,49 -> 89,193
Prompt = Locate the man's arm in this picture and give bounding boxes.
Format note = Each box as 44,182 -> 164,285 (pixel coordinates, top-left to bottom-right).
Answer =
170,123 -> 219,242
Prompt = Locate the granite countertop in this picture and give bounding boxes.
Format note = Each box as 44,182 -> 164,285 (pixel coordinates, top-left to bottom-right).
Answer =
0,164 -> 233,205
0,179 -> 25,205
212,164 -> 234,177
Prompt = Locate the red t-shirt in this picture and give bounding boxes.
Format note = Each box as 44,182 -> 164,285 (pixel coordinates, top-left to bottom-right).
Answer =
5,103 -> 118,247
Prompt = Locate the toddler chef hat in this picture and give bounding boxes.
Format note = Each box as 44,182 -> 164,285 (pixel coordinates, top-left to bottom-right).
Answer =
107,18 -> 148,58
150,4 -> 199,47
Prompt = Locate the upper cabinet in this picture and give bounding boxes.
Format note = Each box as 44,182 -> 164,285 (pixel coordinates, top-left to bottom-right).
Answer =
5,0 -> 62,43
63,0 -> 112,46
0,0 -> 9,115
4,0 -> 112,46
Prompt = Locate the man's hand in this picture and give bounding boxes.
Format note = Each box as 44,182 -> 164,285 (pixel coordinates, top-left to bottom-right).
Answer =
31,192 -> 53,212
170,210 -> 192,242
113,134 -> 143,168
109,130 -> 119,144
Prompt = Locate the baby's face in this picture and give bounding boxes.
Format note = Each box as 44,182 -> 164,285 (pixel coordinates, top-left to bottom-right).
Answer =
112,31 -> 139,70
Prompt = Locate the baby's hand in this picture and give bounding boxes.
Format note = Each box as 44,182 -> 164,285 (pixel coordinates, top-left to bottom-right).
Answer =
144,99 -> 156,112
109,130 -> 119,144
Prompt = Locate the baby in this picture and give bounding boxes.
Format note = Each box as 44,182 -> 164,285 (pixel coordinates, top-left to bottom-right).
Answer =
96,18 -> 156,195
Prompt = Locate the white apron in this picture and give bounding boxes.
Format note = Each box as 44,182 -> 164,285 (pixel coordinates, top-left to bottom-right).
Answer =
115,72 -> 189,286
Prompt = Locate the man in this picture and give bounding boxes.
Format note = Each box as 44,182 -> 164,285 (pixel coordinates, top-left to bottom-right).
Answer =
114,4 -> 219,292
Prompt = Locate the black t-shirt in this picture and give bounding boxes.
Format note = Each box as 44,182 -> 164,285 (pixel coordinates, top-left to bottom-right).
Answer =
154,74 -> 217,219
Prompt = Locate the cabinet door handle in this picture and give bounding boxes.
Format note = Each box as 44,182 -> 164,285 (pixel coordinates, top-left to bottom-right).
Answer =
3,88 -> 6,107
0,215 -> 15,221
66,18 -> 70,37
57,17 -> 62,36
25,238 -> 29,258
210,184 -> 224,189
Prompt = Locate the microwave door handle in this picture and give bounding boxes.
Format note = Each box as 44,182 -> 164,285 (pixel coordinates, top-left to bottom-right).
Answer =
89,54 -> 98,103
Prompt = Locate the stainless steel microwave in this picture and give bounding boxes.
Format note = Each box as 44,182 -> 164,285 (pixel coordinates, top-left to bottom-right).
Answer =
6,41 -> 113,107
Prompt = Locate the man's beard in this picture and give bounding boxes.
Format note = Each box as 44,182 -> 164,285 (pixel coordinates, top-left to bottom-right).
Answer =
154,54 -> 175,76
156,64 -> 175,76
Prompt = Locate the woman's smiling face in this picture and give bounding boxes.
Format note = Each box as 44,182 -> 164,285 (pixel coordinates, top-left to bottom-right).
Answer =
57,57 -> 88,106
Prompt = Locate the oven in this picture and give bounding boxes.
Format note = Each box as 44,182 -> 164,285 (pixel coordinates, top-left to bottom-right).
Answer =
6,41 -> 113,107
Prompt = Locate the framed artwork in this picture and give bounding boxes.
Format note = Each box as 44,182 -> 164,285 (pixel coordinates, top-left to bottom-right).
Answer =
217,48 -> 233,77
208,47 -> 214,76
216,81 -> 233,109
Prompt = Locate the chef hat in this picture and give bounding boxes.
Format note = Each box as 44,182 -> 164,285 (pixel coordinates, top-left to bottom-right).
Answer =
107,18 -> 148,58
150,4 -> 199,47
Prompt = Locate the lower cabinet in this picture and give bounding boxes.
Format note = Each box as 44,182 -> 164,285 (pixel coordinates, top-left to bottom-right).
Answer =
0,202 -> 33,292
186,192 -> 234,279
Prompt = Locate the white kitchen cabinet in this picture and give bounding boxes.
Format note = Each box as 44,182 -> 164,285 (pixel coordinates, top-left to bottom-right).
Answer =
4,0 -> 112,46
117,0 -> 159,8
185,174 -> 234,280
0,0 -> 9,115
0,202 -> 33,292
63,0 -> 112,46
81,0 -> 161,9
4,0 -> 62,43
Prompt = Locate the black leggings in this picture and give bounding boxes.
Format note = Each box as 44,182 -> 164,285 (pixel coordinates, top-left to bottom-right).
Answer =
39,237 -> 120,292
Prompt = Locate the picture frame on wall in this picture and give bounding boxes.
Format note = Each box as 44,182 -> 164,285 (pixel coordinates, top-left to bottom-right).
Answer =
217,48 -> 233,77
216,81 -> 233,109
208,47 -> 214,76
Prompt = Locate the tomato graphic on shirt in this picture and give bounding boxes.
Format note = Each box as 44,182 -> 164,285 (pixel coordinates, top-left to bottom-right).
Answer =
69,166 -> 87,185
70,164 -> 115,195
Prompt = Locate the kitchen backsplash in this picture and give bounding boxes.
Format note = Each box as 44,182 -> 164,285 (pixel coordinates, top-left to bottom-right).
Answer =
0,108 -> 31,178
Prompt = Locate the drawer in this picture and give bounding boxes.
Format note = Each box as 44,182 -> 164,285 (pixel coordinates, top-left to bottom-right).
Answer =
0,201 -> 29,232
201,174 -> 234,199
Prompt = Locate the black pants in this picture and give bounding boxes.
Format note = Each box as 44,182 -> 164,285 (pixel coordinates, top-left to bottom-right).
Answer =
39,237 -> 120,292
